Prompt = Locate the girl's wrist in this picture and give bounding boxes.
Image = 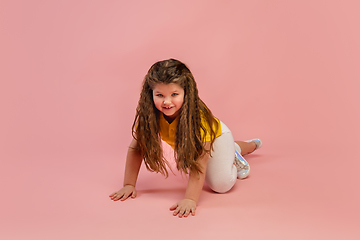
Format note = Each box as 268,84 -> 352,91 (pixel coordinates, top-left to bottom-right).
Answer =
184,197 -> 197,204
123,184 -> 135,187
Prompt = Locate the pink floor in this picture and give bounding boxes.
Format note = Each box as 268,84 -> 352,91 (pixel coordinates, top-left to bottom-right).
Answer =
1,1 -> 360,239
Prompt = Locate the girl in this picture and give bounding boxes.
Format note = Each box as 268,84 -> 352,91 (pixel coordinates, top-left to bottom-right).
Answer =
109,59 -> 262,218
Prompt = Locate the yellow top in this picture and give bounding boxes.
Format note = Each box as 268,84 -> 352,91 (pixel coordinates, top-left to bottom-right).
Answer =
158,113 -> 222,149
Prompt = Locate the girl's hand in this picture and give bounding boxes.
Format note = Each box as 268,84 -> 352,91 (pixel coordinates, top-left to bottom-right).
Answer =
169,199 -> 197,218
109,185 -> 137,201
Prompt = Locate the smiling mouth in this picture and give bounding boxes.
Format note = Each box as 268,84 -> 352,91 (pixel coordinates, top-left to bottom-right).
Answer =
163,106 -> 173,110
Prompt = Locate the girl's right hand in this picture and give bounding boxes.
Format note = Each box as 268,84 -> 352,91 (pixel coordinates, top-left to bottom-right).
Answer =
109,185 -> 137,201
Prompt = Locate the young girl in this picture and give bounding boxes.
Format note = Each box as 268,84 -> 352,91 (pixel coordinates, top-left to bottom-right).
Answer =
109,59 -> 262,217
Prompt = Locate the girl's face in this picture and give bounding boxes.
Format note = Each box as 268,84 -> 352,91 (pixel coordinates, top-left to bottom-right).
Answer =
152,83 -> 184,121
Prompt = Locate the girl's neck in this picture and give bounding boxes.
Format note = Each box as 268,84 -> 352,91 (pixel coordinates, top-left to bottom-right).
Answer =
163,113 -> 176,124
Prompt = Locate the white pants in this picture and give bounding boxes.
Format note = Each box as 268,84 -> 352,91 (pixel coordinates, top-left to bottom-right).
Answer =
205,121 -> 240,193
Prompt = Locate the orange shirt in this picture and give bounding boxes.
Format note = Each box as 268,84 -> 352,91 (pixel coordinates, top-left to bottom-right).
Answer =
158,113 -> 222,149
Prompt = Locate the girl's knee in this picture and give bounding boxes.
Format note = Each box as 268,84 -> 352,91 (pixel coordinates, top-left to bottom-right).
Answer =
206,177 -> 236,193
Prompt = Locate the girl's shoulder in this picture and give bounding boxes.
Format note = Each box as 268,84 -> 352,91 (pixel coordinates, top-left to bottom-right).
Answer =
199,112 -> 222,141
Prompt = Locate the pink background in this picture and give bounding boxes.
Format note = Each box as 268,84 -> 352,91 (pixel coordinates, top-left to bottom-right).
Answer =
1,0 -> 359,239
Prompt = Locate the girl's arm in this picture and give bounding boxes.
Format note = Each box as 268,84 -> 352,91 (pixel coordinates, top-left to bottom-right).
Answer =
109,138 -> 143,201
170,142 -> 210,217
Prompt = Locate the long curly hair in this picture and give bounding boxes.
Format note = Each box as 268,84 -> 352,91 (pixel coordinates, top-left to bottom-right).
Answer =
132,59 -> 219,177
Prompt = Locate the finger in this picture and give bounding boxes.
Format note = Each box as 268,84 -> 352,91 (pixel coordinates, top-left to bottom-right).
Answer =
110,192 -> 117,199
169,203 -> 178,211
183,209 -> 191,217
178,208 -> 186,218
110,192 -> 121,198
120,192 -> 131,201
110,194 -> 117,200
173,207 -> 180,216
131,190 -> 137,198
113,193 -> 124,201
191,207 -> 196,216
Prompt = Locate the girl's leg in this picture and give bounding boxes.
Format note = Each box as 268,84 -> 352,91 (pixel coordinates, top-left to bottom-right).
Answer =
235,141 -> 256,156
205,122 -> 237,193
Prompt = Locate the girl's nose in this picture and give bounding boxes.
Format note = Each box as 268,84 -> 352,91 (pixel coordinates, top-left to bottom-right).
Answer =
163,97 -> 171,104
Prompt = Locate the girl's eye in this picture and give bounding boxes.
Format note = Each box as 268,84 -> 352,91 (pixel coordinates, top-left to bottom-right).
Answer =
156,94 -> 163,97
171,93 -> 178,97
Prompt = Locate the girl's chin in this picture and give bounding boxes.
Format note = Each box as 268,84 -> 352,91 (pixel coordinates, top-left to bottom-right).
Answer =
163,112 -> 176,118
162,111 -> 180,121
160,107 -> 181,118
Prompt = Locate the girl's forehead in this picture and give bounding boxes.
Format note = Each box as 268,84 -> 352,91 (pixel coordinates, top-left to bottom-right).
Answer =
153,83 -> 183,92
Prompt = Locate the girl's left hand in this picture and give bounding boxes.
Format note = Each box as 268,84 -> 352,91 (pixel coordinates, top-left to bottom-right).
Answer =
169,199 -> 197,217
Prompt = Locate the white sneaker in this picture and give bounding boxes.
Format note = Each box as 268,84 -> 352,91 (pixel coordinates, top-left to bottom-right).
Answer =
234,150 -> 250,179
243,139 -> 262,155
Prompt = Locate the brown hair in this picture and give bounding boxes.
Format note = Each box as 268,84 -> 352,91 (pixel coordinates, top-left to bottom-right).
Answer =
132,59 -> 219,177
